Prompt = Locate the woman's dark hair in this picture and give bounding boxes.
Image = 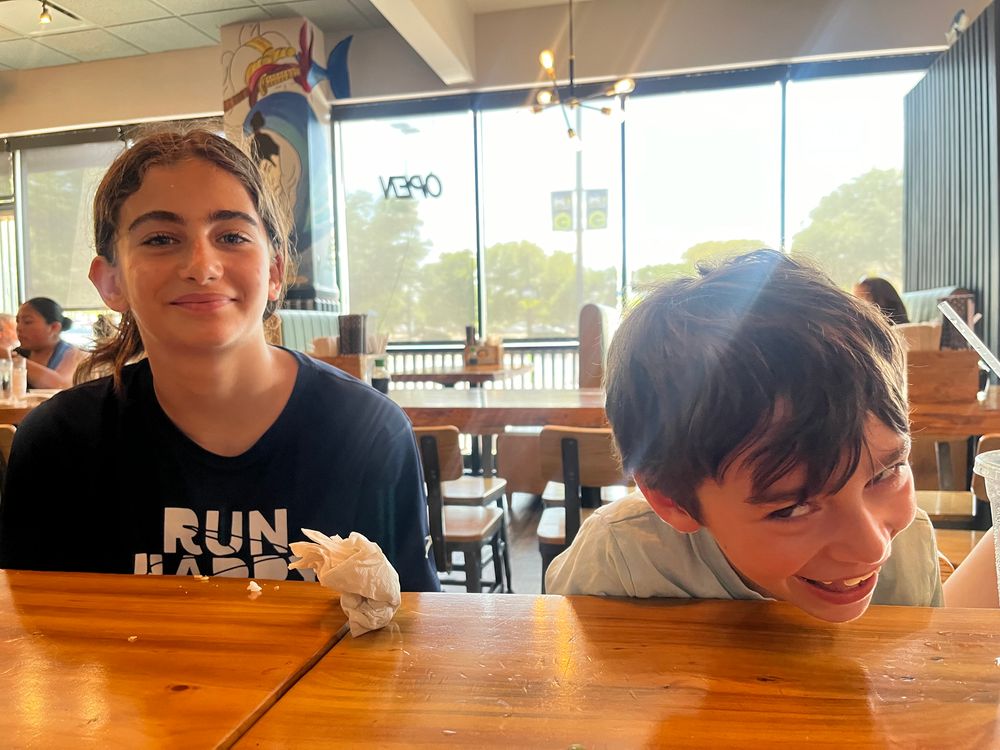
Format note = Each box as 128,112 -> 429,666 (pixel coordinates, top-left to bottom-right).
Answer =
606,250 -> 908,523
76,127 -> 293,389
855,277 -> 909,325
25,297 -> 72,333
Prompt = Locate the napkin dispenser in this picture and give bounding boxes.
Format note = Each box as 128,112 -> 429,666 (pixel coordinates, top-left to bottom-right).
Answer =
464,342 -> 504,367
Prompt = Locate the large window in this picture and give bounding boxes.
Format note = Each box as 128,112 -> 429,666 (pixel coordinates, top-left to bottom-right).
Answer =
625,84 -> 782,286
19,140 -> 123,309
337,111 -> 476,343
785,71 -> 924,289
479,105 -> 621,339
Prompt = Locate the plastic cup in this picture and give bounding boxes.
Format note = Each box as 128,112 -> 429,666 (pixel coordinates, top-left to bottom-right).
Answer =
972,449 -> 1000,601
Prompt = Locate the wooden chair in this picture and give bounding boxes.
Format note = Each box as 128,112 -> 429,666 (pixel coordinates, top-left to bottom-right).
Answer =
0,424 -> 14,490
915,433 -> 1000,531
414,426 -> 509,593
537,426 -> 625,592
496,303 -> 620,502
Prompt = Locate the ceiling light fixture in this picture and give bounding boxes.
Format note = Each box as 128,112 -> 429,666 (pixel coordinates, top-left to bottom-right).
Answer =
39,2 -> 52,24
532,0 -> 635,146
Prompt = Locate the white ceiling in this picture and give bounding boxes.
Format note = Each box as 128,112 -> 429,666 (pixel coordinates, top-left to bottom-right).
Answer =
0,0 -> 572,71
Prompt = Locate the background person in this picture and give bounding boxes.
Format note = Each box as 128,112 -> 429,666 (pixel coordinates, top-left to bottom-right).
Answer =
853,276 -> 910,325
14,297 -> 82,389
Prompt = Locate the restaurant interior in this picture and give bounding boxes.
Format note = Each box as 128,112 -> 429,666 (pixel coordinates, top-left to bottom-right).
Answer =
1,0 -> 1000,746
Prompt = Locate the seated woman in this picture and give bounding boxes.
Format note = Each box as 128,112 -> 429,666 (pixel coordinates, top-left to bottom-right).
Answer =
852,277 -> 910,325
14,297 -> 83,389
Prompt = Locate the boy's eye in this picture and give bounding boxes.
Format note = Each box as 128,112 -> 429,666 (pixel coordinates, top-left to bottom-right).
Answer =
768,501 -> 813,521
868,462 -> 907,488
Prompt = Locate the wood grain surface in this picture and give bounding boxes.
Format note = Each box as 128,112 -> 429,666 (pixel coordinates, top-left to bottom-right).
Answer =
393,388 -> 607,431
910,389 -> 1000,438
0,404 -> 36,426
0,570 -> 347,749
237,593 -> 1000,748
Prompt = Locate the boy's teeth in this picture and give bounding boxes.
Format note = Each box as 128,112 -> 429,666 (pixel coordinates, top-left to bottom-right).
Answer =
842,571 -> 876,587
809,570 -> 877,587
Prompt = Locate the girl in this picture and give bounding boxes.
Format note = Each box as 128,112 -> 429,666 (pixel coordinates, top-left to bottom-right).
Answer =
0,129 -> 439,591
14,297 -> 83,389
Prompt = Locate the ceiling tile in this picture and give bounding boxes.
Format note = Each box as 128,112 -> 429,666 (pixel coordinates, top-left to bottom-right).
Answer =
38,28 -> 145,62
263,0 -> 378,31
106,17 -> 215,53
0,0 -> 89,36
54,0 -> 171,26
0,38 -> 79,68
0,25 -> 20,42
183,7 -> 273,42
155,0 -> 260,12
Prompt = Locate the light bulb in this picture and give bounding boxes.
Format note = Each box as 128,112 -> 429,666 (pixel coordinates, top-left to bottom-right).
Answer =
539,49 -> 555,71
39,3 -> 52,23
612,77 -> 635,95
536,89 -> 554,106
567,128 -> 584,152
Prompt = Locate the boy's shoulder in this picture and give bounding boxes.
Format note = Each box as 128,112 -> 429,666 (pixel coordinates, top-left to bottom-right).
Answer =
872,508 -> 943,607
545,491 -> 761,600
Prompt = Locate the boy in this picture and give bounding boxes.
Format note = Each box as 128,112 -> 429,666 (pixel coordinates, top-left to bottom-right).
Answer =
546,250 -> 997,621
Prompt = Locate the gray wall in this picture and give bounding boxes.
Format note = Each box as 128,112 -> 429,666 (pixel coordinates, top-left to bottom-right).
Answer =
904,2 -> 1000,352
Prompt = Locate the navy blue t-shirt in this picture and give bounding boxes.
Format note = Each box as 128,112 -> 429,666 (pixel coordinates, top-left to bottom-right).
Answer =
0,351 -> 440,592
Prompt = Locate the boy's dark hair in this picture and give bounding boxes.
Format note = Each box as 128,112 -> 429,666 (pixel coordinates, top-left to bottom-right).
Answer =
606,250 -> 908,523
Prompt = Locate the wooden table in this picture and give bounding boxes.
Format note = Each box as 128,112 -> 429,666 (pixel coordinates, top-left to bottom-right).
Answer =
0,570 -> 347,748
910,389 -> 1000,438
0,403 -> 36,425
391,364 -> 534,387
238,593 -> 1000,748
393,387 -> 607,431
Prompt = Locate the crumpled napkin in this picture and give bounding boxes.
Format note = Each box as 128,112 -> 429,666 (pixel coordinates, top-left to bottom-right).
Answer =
289,529 -> 401,637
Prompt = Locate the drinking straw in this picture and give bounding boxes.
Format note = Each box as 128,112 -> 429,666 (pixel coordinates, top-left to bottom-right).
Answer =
937,300 -> 1000,378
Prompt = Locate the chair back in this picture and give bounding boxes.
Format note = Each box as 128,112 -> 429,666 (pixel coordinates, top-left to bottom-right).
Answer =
539,426 -> 622,545
413,426 -> 464,572
578,303 -> 619,388
0,424 -> 14,464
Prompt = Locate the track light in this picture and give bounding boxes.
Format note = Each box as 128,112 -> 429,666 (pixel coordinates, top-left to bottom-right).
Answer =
39,2 -> 52,24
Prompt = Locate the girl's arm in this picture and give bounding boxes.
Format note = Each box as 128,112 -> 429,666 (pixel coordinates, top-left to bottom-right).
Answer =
943,530 -> 999,607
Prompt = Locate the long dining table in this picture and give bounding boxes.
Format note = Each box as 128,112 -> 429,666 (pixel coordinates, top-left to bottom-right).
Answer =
0,570 -> 348,748
910,388 -> 1000,438
391,387 -> 608,431
6,572 -> 998,748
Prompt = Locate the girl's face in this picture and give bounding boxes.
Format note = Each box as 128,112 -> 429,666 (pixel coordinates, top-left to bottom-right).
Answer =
15,304 -> 58,351
90,159 -> 282,359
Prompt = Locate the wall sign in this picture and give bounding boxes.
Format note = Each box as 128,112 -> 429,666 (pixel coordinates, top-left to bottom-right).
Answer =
380,173 -> 442,199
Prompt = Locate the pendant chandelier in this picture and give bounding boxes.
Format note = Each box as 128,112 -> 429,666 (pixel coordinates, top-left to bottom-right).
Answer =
532,0 -> 635,147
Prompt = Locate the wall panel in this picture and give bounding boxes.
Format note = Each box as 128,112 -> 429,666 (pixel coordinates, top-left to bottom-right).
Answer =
905,4 -> 1000,353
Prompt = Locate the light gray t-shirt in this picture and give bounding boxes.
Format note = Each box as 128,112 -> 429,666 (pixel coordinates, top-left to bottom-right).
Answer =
545,491 -> 944,607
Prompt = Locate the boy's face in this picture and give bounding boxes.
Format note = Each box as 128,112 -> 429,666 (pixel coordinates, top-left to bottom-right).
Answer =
646,416 -> 915,623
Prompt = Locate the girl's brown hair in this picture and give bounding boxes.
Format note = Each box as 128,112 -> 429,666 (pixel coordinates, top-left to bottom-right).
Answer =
77,128 -> 293,389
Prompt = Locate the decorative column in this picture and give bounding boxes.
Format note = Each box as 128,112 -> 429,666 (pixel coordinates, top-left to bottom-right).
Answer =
221,18 -> 353,310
